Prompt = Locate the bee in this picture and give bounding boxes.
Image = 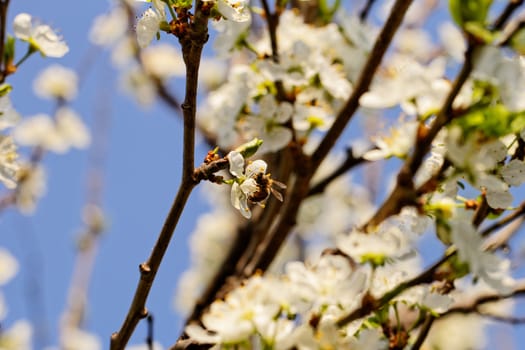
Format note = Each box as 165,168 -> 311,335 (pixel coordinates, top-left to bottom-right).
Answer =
248,173 -> 287,205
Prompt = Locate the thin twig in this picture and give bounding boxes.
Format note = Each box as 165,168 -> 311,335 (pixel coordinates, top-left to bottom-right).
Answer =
493,0 -> 524,31
443,280 -> 525,317
310,0 -> 415,172
481,200 -> 525,237
363,44 -> 476,230
483,215 -> 524,251
0,0 -> 10,83
411,315 -> 435,350
477,313 -> 525,324
336,251 -> 454,327
359,0 -> 377,22
307,147 -> 369,197
146,314 -> 154,350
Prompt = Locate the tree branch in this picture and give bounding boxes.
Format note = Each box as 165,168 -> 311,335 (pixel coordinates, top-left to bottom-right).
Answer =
307,147 -> 369,197
443,280 -> 525,318
359,0 -> 377,22
493,0 -> 524,31
110,3 -> 210,348
310,0 -> 414,172
336,251 -> 454,327
363,44 -> 476,230
0,0 -> 10,83
481,200 -> 525,238
411,315 -> 435,350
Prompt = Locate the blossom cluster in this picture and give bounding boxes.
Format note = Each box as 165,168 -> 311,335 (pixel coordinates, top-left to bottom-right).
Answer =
169,1 -> 525,349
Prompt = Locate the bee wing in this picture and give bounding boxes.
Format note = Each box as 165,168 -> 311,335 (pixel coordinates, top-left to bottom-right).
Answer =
272,180 -> 287,189
271,187 -> 284,202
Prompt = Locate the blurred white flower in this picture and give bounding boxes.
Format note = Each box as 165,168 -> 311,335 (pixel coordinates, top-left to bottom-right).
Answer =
198,58 -> 227,90
423,314 -> 487,350
0,95 -> 21,130
33,64 -> 78,101
217,0 -> 251,22
141,44 -> 185,79
186,276 -> 281,344
395,28 -> 434,61
243,94 -> 293,154
14,107 -> 90,153
0,135 -> 19,189
473,46 -> 525,112
401,284 -> 453,314
451,218 -> 515,295
337,224 -> 414,265
285,255 -> 368,315
13,13 -> 68,57
438,21 -> 466,62
360,56 -> 446,112
348,328 -> 387,350
0,248 -> 18,285
120,67 -> 157,106
60,327 -> 101,350
363,121 -> 418,161
501,159 -> 525,187
16,164 -> 46,214
212,19 -> 251,56
0,320 -> 32,350
89,7 -> 128,46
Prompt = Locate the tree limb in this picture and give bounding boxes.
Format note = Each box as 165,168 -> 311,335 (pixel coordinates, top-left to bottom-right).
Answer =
109,2 -> 210,348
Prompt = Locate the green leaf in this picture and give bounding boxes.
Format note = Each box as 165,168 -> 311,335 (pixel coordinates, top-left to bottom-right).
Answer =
0,83 -> 12,97
509,27 -> 525,55
234,138 -> 263,158
452,101 -> 525,138
448,254 -> 470,279
464,21 -> 495,43
449,0 -> 493,28
319,0 -> 342,23
172,0 -> 193,9
3,35 -> 15,64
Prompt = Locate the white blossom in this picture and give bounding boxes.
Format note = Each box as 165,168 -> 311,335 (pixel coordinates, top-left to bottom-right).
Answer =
227,151 -> 268,219
15,164 -> 46,214
136,0 -> 166,48
120,67 -> 157,106
0,95 -> 21,130
0,135 -> 19,189
0,248 -> 18,286
363,120 -> 418,161
14,107 -> 90,153
13,13 -> 69,57
438,21 -> 466,62
473,46 -> 525,112
0,320 -> 32,350
33,64 -> 78,101
450,218 -> 515,295
285,255 -> 368,316
141,44 -> 185,79
217,0 -> 251,22
89,7 -> 128,46
60,327 -> 101,350
501,159 -> 525,187
242,94 -> 293,154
